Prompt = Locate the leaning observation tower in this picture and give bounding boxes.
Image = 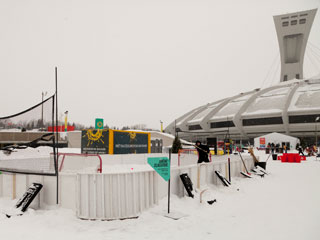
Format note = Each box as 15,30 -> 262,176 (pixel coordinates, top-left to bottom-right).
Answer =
165,9 -> 320,145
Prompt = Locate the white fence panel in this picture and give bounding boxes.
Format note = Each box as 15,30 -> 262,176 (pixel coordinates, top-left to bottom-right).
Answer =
76,170 -> 159,220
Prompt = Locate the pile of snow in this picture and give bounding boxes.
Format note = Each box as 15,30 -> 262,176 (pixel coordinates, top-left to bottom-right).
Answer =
0,146 -> 53,160
0,147 -> 81,160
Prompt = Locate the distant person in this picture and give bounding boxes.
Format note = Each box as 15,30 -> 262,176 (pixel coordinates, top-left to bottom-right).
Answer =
271,143 -> 275,154
313,145 -> 317,153
283,144 -> 287,153
306,146 -> 312,156
195,140 -> 210,164
298,145 -> 304,156
267,143 -> 271,151
276,143 -> 280,153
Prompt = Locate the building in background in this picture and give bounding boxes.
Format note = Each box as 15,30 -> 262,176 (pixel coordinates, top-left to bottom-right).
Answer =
165,9 -> 320,146
274,9 -> 317,82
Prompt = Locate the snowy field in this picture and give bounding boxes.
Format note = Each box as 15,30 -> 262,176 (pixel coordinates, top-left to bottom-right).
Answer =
1,153 -> 320,240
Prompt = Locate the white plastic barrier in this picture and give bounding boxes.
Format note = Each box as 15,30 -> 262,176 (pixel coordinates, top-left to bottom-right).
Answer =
159,155 -> 256,199
98,153 -> 179,167
76,170 -> 158,220
0,153 -> 256,220
0,173 -> 73,209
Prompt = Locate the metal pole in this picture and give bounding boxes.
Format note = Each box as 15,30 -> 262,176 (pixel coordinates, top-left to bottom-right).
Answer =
168,148 -> 171,214
228,150 -> 231,182
55,67 -> 59,205
316,123 -> 317,150
316,117 -> 320,154
41,92 -> 44,128
160,120 -> 163,133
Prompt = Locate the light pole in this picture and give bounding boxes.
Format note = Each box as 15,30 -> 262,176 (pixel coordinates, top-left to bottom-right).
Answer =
41,91 -> 47,130
160,120 -> 163,133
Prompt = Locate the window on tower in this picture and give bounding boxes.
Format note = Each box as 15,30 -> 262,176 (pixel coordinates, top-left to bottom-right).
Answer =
299,19 -> 306,24
291,20 -> 297,25
282,21 -> 289,27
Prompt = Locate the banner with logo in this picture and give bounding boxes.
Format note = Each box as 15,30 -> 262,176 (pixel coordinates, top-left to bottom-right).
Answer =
260,137 -> 266,148
81,129 -> 109,154
113,131 -> 149,154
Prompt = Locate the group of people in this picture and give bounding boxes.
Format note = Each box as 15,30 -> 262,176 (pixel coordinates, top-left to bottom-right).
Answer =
304,145 -> 318,156
194,140 -> 241,163
267,142 -> 287,153
194,140 -> 319,163
266,142 -> 318,156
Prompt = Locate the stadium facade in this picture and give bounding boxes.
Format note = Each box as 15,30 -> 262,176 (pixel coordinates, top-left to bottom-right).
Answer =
165,9 -> 320,145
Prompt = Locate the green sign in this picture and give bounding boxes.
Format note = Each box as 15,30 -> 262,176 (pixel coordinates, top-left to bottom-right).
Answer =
148,157 -> 170,181
95,118 -> 104,129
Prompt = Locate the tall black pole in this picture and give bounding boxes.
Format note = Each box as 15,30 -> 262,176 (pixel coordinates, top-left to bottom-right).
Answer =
41,92 -> 44,129
168,148 -> 171,214
55,67 -> 59,205
228,156 -> 231,182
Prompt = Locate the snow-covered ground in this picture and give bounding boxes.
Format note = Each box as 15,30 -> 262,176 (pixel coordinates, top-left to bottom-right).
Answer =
1,153 -> 320,240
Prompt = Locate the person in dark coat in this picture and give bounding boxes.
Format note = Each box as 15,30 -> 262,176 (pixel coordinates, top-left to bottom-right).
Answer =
298,145 -> 304,156
271,143 -> 275,154
195,140 -> 210,163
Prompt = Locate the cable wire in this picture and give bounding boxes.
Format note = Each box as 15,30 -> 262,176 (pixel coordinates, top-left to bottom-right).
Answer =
260,52 -> 280,89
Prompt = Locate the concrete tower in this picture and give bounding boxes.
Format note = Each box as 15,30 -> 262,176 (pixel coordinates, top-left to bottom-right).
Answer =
274,9 -> 317,82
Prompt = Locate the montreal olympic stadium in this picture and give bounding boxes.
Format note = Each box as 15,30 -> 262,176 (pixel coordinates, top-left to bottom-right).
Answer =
165,9 -> 320,146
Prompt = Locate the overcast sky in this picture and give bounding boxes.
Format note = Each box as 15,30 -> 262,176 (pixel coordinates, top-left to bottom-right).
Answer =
0,0 -> 319,130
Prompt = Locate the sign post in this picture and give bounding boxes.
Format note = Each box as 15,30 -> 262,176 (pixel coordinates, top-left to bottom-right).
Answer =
148,149 -> 187,220
147,156 -> 170,181
147,152 -> 171,213
168,149 -> 171,214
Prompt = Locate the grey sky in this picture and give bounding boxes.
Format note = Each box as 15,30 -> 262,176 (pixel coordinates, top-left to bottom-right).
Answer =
0,0 -> 319,130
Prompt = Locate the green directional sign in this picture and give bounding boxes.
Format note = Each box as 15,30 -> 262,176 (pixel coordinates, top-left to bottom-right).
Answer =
148,157 -> 170,181
95,118 -> 104,129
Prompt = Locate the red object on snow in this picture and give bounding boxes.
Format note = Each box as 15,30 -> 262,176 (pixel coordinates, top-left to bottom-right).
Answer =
281,153 -> 301,163
281,154 -> 288,162
294,154 -> 301,163
47,125 -> 75,132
